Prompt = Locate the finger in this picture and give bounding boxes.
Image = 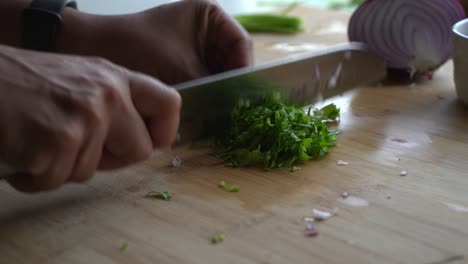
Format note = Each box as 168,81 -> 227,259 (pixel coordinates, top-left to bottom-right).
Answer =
68,119 -> 106,183
128,72 -> 181,148
204,1 -> 254,71
34,123 -> 83,191
104,90 -> 153,167
6,173 -> 41,193
98,147 -> 128,170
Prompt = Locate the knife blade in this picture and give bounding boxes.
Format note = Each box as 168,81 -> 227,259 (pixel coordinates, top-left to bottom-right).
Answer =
174,42 -> 386,144
0,42 -> 386,181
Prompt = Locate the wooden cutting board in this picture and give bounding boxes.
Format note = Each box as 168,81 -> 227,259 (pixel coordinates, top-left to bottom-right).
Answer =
2,6 -> 468,264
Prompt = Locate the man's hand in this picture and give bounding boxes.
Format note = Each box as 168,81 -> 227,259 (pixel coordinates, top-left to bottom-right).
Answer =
59,0 -> 253,84
0,45 -> 181,192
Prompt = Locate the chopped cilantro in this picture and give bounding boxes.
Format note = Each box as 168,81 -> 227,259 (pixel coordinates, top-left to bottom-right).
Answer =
120,242 -> 128,252
313,103 -> 341,121
145,191 -> 172,201
291,166 -> 301,172
211,234 -> 225,244
219,181 -> 240,192
214,94 -> 340,170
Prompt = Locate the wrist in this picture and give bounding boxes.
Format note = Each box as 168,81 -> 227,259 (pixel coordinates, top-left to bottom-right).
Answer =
56,7 -> 100,55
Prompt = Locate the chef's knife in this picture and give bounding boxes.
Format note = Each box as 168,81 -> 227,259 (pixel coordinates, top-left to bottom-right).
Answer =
0,42 -> 386,181
174,42 -> 386,144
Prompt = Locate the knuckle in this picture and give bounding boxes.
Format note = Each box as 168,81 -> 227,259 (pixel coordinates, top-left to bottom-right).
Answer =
90,56 -> 115,69
51,126 -> 83,151
78,91 -> 106,125
96,77 -> 126,109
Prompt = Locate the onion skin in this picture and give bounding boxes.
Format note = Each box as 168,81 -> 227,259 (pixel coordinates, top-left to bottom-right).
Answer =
348,0 -> 466,80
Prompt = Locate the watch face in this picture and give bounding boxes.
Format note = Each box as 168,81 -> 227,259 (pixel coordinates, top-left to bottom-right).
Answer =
22,8 -> 63,52
23,8 -> 62,29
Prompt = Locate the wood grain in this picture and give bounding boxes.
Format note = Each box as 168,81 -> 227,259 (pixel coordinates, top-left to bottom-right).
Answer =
1,6 -> 468,264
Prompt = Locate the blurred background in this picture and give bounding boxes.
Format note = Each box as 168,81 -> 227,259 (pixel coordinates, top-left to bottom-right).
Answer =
76,0 -> 359,15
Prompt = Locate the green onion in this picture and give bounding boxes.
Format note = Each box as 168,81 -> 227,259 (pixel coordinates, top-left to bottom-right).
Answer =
234,14 -> 303,34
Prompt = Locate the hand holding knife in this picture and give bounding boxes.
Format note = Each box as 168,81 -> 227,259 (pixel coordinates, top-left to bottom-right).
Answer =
0,42 -> 386,183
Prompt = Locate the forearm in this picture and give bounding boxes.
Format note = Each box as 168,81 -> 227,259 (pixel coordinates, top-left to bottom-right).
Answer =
0,0 -> 111,55
0,0 -> 29,47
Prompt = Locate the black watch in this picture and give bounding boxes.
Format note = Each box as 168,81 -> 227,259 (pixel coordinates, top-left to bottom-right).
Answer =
22,0 -> 78,52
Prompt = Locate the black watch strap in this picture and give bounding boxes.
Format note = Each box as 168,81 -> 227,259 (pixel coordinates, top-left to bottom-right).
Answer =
22,0 -> 78,52
29,0 -> 77,14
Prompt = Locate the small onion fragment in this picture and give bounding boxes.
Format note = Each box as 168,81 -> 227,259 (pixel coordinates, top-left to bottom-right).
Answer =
313,209 -> 337,221
337,160 -> 349,166
348,0 -> 465,79
172,156 -> 182,167
305,223 -> 319,237
305,228 -> 319,237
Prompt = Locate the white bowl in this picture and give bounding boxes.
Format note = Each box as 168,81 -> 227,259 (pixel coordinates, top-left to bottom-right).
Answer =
453,18 -> 468,104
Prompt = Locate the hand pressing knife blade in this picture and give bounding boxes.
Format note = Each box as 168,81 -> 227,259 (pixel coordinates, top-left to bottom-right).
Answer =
0,42 -> 386,181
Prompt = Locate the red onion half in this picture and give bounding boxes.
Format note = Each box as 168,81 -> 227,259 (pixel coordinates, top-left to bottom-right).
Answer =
348,0 -> 465,79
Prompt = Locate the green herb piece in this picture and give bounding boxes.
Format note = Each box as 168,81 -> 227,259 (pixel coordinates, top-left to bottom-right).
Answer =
291,166 -> 301,172
219,181 -> 240,192
234,14 -> 303,34
120,242 -> 128,252
329,0 -> 365,10
229,186 -> 240,192
145,191 -> 172,201
313,103 -> 341,121
214,94 -> 340,171
211,234 -> 225,244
